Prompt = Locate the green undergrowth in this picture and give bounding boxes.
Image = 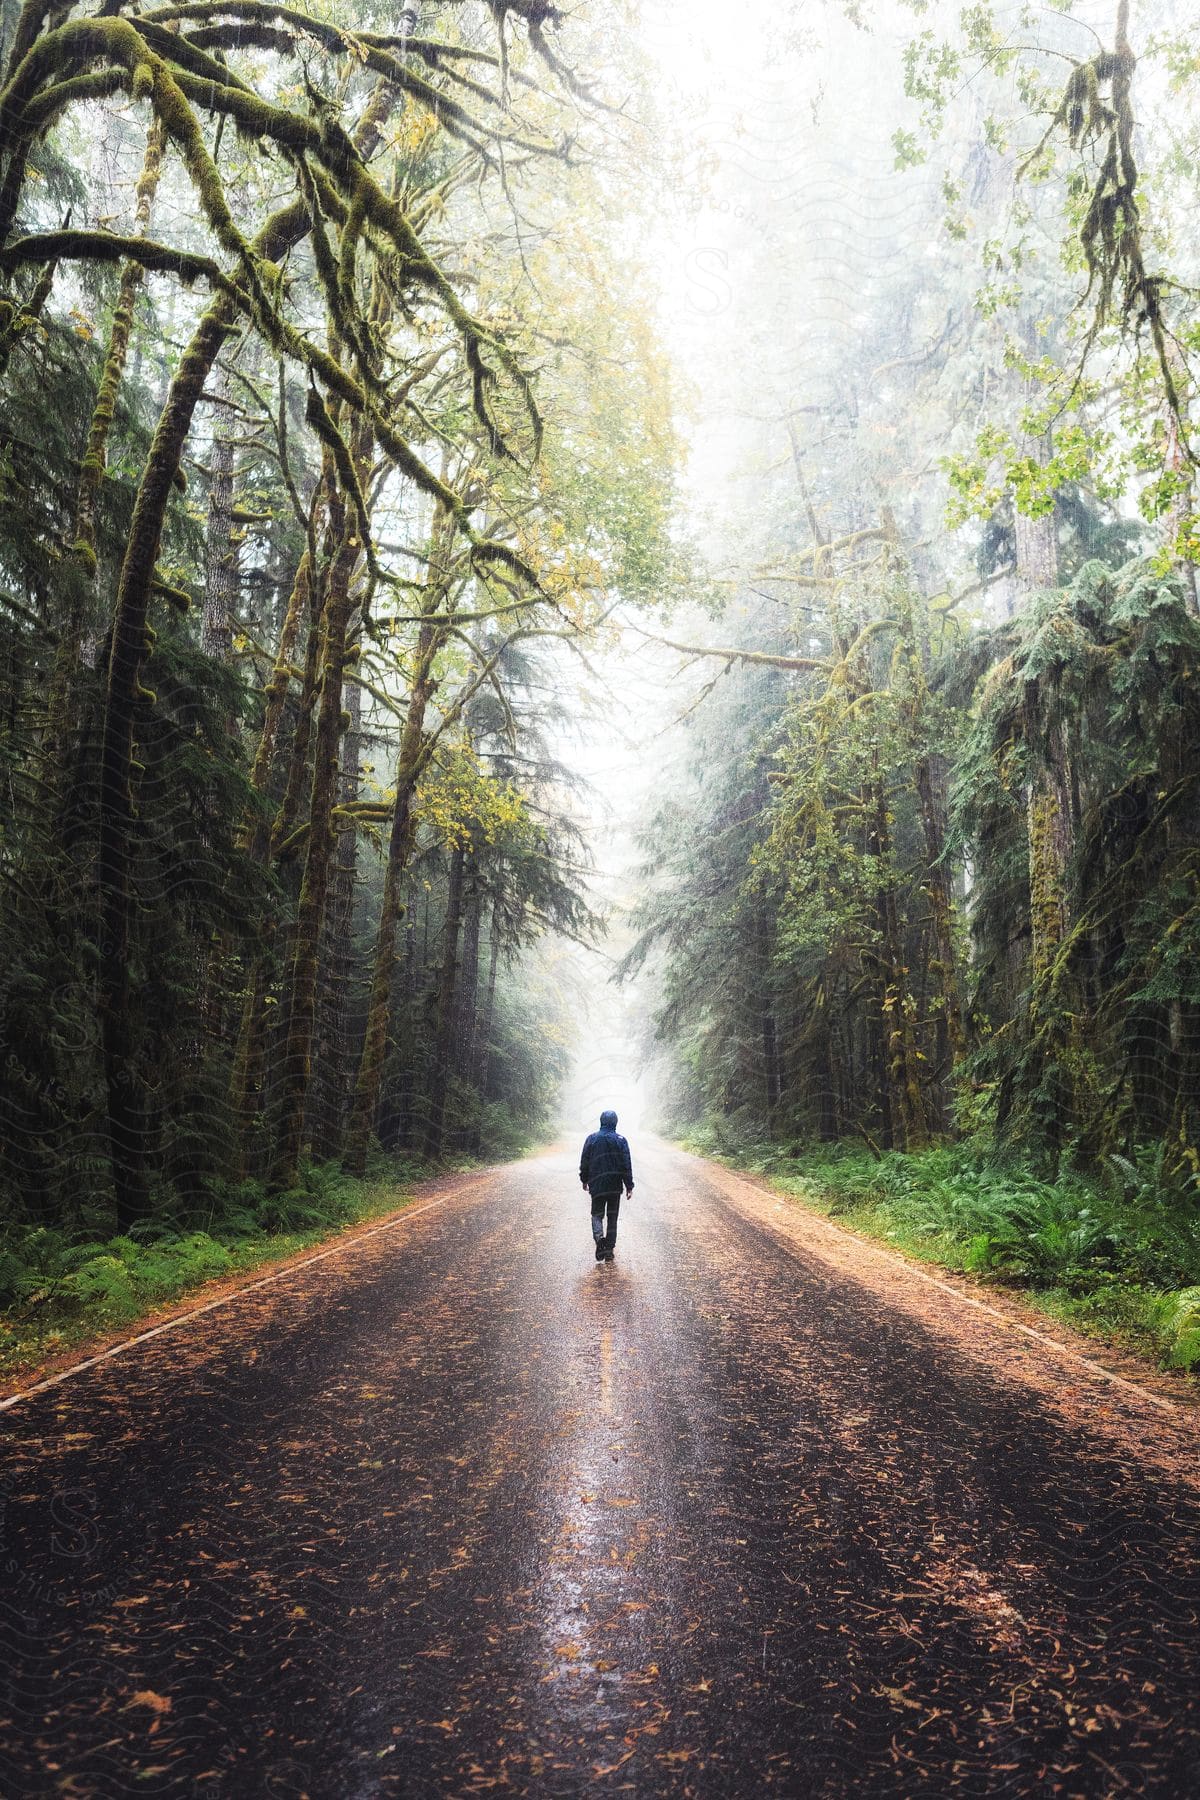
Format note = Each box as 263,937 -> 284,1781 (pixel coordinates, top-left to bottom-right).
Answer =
682,1125 -> 1200,1376
0,1150 -> 488,1385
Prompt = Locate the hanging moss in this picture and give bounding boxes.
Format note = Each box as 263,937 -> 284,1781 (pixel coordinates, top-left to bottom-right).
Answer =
1027,787 -> 1068,1009
291,154 -> 379,397
1026,5 -> 1185,446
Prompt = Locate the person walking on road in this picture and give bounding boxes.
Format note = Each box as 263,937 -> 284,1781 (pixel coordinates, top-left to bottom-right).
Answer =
579,1110 -> 634,1262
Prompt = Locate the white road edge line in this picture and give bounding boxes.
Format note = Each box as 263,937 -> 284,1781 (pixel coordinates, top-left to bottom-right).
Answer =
0,1174 -> 491,1415
705,1159 -> 1179,1416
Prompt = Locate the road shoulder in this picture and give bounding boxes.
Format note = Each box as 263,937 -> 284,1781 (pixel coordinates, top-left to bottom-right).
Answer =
0,1164 -> 496,1407
687,1149 -> 1200,1467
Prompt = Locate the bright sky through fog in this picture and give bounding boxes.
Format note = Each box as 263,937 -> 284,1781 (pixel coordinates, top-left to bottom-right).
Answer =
554,4 -> 805,1128
637,0 -> 778,85
628,0 -> 860,544
626,0 -> 1121,538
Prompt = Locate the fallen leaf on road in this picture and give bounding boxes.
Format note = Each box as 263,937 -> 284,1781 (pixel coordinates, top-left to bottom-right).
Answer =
124,1691 -> 172,1715
877,1685 -> 922,1712
594,1748 -> 636,1777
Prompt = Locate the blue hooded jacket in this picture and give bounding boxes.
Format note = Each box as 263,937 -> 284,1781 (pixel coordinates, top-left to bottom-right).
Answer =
579,1110 -> 634,1198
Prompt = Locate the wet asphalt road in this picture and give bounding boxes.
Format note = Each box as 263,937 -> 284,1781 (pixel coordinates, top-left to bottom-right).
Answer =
2,1139 -> 1200,1799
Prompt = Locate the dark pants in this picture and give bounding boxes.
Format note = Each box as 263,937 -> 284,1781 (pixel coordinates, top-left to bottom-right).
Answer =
590,1190 -> 621,1252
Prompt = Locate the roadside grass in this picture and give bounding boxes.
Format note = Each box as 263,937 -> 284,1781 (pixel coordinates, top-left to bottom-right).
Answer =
681,1126 -> 1200,1376
0,1150 -> 489,1386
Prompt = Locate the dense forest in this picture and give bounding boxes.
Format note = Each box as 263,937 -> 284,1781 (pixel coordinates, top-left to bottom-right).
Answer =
629,3 -> 1198,1155
0,0 -> 674,1258
1,0 -> 1199,1353
617,2 -> 1200,1349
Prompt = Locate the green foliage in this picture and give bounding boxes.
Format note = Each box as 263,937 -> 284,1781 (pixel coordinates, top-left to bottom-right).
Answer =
1148,1288 -> 1200,1371
0,1225 -> 232,1321
248,1162 -> 363,1234
673,1110 -> 772,1165
630,564 -> 965,1155
615,5 -> 1200,1392
622,656 -> 792,1140
955,558 -> 1200,1166
944,421 -> 1118,530
895,0 -> 1199,560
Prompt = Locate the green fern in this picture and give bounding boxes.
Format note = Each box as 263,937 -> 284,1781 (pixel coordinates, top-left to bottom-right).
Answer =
1150,1287 -> 1200,1371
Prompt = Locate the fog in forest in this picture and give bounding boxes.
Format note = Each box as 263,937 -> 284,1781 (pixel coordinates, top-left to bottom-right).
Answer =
559,0 -> 1196,1144
2,0 -> 1199,1352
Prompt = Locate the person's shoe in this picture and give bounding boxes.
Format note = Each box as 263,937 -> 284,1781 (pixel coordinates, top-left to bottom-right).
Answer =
595,1241 -> 605,1261
603,1249 -> 615,1261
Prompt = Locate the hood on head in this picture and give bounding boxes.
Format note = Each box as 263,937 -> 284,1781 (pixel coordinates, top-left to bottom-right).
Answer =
599,1109 -> 618,1131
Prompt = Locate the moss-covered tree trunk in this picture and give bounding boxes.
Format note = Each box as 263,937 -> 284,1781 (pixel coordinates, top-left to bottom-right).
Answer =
474,897 -> 501,1082
201,358 -> 240,662
271,545 -> 329,860
228,533 -> 325,1172
269,431 -> 368,1191
229,459 -> 335,1156
915,750 -> 965,1107
247,543 -> 315,820
864,999 -> 891,1152
1012,329 -> 1059,605
311,672 -> 361,1159
343,619 -> 441,1173
456,865 -> 482,1070
870,775 -> 928,1152
1160,339 -> 1197,614
96,192 -> 311,1225
1015,484 -> 1078,1150
451,859 -> 482,1148
815,1005 -> 838,1141
1021,680 -> 1079,1159
1012,469 -> 1058,596
45,117 -> 165,770
755,906 -> 781,1124
376,916 -> 420,1153
469,896 -> 502,1150
100,306 -> 237,1226
423,842 -> 466,1160
1025,694 -> 1075,1023
343,493 -> 456,1174
229,957 -> 271,1176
